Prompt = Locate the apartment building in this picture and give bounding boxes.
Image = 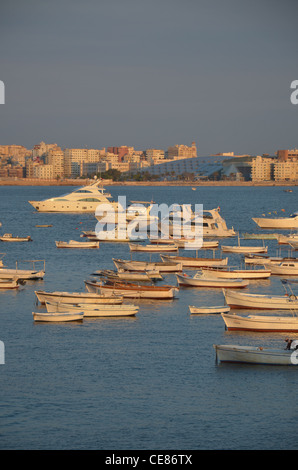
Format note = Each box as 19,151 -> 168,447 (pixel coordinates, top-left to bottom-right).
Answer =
274,161 -> 298,181
46,149 -> 65,178
33,164 -> 54,180
251,156 -> 275,182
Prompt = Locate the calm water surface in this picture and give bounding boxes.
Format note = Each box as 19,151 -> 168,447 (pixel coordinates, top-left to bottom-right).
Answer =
0,184 -> 297,450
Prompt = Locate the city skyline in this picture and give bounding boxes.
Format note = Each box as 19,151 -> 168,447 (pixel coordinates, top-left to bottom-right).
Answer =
0,0 -> 297,155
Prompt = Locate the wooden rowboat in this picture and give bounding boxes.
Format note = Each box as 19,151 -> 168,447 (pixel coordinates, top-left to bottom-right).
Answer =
189,305 -> 230,314
221,313 -> 298,332
214,344 -> 298,365
32,312 -> 84,322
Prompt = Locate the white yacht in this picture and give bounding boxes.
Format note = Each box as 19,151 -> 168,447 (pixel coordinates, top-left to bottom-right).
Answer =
160,207 -> 235,238
28,180 -> 119,213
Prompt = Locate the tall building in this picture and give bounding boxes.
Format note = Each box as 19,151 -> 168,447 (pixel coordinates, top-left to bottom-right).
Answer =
277,149 -> 298,162
274,161 -> 298,181
46,149 -> 65,178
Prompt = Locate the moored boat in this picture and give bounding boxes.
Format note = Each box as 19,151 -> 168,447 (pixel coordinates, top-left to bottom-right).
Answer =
160,254 -> 228,268
221,313 -> 298,332
223,288 -> 298,310
176,272 -> 249,288
189,305 -> 230,314
221,244 -> 267,254
201,267 -> 271,279
32,312 -> 84,322
85,279 -> 178,299
252,212 -> 298,229
45,301 -> 139,317
0,233 -> 32,242
269,261 -> 298,275
113,258 -> 182,273
35,290 -> 123,305
214,344 -> 298,365
128,243 -> 178,252
0,278 -> 20,289
55,240 -> 99,249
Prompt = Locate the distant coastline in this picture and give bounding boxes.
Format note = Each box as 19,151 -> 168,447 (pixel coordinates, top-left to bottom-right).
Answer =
0,178 -> 296,187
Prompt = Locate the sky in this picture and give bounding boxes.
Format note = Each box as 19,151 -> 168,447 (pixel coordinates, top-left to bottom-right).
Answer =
0,0 -> 297,155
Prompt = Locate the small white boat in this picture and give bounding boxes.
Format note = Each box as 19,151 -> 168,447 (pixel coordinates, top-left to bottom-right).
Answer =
252,212 -> 298,229
160,254 -> 228,268
223,289 -> 298,310
221,313 -> 298,332
269,261 -> 298,275
189,305 -> 230,314
85,280 -> 178,300
113,258 -> 182,273
55,240 -> 99,249
201,267 -> 271,279
0,268 -> 45,280
35,290 -> 123,305
128,243 -> 178,252
214,344 -> 298,365
45,301 -> 139,317
172,239 -> 219,249
0,233 -> 32,242
0,278 -> 20,289
176,272 -> 249,288
32,312 -> 84,322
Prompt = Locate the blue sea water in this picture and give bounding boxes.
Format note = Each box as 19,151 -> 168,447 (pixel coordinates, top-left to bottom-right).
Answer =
0,184 -> 297,450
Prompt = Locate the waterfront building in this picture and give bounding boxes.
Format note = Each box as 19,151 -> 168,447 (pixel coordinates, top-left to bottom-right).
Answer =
274,161 -> 298,181
33,163 -> 54,180
251,156 -> 275,182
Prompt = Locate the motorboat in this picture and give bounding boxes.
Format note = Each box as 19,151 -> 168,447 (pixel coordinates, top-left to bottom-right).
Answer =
28,180 -> 120,213
189,305 -> 230,314
35,290 -> 123,305
269,261 -> 298,275
0,278 -> 21,289
55,240 -> 99,249
85,279 -> 178,300
222,289 -> 298,310
128,243 -> 178,252
45,301 -> 139,317
32,312 -> 84,322
252,212 -> 298,229
176,272 -> 249,288
221,313 -> 298,332
160,207 -> 236,238
160,254 -> 228,268
200,266 -> 271,279
0,233 -> 32,242
214,344 -> 298,365
113,258 -> 182,273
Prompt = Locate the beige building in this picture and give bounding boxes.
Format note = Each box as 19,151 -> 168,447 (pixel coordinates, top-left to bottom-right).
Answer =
64,148 -> 105,177
251,156 -> 275,181
274,161 -> 298,181
33,164 -> 54,180
167,141 -> 197,160
46,149 -> 65,178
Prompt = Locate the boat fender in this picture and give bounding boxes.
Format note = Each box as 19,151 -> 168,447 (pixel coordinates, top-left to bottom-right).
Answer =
259,347 -> 263,350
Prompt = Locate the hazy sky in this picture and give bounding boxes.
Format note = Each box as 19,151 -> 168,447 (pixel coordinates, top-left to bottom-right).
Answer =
0,0 -> 297,155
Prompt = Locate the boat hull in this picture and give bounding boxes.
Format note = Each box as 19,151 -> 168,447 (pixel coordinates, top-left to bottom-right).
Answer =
252,217 -> 298,229
176,274 -> 249,288
113,258 -> 182,272
201,268 -> 271,279
85,281 -> 177,299
160,254 -> 228,268
214,344 -> 297,365
189,305 -> 230,314
45,301 -> 139,317
32,312 -> 84,322
221,313 -> 298,332
35,291 -> 123,305
223,289 -> 298,309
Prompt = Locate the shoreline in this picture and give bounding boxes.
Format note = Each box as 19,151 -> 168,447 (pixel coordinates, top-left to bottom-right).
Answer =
0,178 -> 297,187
